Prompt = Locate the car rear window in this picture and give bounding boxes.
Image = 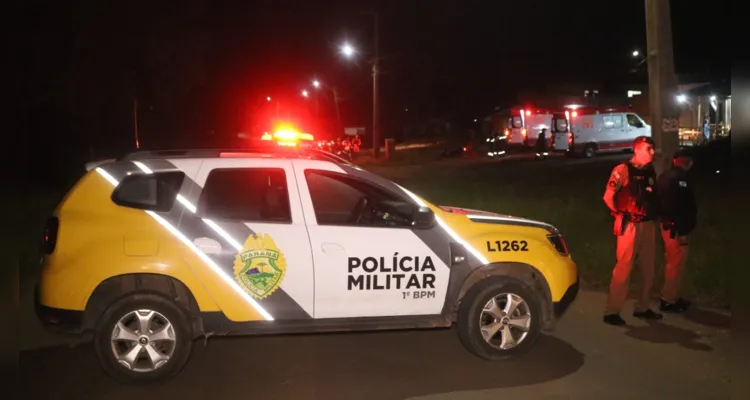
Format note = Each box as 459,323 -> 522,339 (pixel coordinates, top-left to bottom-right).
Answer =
511,116 -> 523,128
553,117 -> 568,132
111,171 -> 185,212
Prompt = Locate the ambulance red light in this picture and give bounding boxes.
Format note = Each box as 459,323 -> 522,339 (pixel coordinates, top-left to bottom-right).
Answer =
526,110 -> 531,116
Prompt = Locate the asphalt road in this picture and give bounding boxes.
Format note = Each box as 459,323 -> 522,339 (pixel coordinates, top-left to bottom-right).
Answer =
19,151 -> 731,399
20,286 -> 730,399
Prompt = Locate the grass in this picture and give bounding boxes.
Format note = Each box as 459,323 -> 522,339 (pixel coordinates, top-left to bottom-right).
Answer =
365,151 -> 733,309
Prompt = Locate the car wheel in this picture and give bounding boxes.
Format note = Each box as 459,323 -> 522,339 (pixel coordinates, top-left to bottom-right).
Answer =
583,144 -> 597,158
457,278 -> 542,361
94,293 -> 193,384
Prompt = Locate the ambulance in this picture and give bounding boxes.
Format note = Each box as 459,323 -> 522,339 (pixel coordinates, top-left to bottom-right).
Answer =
563,106 -> 651,157
35,135 -> 579,384
507,107 -> 555,149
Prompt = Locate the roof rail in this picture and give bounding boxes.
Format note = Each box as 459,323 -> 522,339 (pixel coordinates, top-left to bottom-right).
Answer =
119,147 -> 356,165
120,149 -> 252,160
84,158 -> 117,171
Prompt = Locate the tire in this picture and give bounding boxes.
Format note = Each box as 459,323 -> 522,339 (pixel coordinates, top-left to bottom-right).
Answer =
457,277 -> 542,361
583,143 -> 597,158
93,293 -> 194,384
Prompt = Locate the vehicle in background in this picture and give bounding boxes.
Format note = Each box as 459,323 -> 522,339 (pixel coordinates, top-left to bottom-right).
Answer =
564,107 -> 651,158
507,107 -> 554,150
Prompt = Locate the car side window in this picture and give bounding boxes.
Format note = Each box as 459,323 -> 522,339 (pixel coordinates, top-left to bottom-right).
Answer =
626,114 -> 644,128
112,171 -> 185,212
602,115 -> 623,129
198,168 -> 292,223
304,169 -> 414,228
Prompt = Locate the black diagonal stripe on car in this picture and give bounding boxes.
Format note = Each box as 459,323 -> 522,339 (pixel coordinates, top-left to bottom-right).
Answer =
338,163 -> 486,268
134,159 -> 313,320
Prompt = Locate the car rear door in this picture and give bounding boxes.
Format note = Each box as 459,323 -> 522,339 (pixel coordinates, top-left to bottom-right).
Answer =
551,113 -> 570,150
292,159 -> 453,320
176,158 -> 315,323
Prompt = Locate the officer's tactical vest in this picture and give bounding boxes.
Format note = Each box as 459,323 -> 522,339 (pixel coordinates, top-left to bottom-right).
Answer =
614,161 -> 658,221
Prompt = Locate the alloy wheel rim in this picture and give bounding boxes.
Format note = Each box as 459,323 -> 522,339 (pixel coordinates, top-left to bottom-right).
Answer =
110,309 -> 176,372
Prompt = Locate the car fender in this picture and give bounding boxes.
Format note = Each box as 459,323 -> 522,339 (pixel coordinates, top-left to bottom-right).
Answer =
445,261 -> 554,329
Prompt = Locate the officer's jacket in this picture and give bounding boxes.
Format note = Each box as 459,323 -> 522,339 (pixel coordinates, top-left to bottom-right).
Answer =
656,166 -> 697,235
608,160 -> 659,221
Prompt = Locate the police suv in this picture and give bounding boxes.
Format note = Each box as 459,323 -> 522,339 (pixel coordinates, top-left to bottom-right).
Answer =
36,143 -> 579,384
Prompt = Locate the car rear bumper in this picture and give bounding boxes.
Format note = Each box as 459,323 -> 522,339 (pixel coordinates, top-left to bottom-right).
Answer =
34,284 -> 85,335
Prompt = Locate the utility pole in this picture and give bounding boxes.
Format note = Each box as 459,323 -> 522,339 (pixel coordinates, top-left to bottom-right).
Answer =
372,11 -> 381,158
645,0 -> 680,174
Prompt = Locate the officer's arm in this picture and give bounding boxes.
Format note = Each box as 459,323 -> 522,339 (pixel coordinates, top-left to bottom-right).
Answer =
656,171 -> 677,220
603,165 -> 626,213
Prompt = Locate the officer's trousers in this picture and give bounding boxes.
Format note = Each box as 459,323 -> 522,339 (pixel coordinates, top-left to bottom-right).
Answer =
605,220 -> 656,314
661,228 -> 689,303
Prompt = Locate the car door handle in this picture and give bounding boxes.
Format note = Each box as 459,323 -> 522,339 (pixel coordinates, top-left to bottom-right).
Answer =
194,237 -> 222,255
321,242 -> 345,253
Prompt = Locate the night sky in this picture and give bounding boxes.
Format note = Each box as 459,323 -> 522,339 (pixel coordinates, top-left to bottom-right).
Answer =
10,0 -> 729,186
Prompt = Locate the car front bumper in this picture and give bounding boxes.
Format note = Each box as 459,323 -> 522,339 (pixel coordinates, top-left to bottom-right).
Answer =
553,277 -> 579,317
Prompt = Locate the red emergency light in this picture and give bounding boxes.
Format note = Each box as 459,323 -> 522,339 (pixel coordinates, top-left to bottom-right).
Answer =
261,128 -> 315,146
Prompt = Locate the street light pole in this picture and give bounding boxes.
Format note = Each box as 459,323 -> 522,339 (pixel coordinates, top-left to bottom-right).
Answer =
372,11 -> 381,158
645,0 -> 680,174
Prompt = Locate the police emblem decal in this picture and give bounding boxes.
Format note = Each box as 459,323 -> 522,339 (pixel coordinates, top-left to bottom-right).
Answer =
233,233 -> 287,299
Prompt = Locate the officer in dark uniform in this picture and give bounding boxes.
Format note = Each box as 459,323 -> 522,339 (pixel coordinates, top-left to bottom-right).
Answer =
534,128 -> 549,160
656,150 -> 696,313
602,136 -> 663,325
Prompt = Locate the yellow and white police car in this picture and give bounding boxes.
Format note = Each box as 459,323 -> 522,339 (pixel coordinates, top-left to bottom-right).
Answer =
36,145 -> 578,384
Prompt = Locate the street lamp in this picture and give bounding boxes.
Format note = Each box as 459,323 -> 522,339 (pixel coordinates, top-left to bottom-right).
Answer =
340,43 -> 355,58
301,90 -> 309,98
339,32 -> 381,158
312,80 -> 320,88
266,96 -> 272,101
632,50 -> 640,57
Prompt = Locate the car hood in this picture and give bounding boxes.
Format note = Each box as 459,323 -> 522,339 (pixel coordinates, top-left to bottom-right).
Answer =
438,205 -> 556,232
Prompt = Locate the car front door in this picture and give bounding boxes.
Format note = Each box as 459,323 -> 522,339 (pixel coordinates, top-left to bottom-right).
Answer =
293,161 -> 452,319
179,158 -> 315,323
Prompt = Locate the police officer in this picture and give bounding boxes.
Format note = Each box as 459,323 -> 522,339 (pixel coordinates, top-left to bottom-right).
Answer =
656,150 -> 696,313
602,136 -> 663,325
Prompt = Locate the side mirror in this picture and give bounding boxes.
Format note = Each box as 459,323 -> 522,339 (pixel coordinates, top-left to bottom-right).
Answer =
412,205 -> 435,229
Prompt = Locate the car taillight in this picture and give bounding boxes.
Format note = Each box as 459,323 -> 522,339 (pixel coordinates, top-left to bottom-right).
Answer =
568,132 -> 573,144
547,232 -> 569,256
42,216 -> 59,254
